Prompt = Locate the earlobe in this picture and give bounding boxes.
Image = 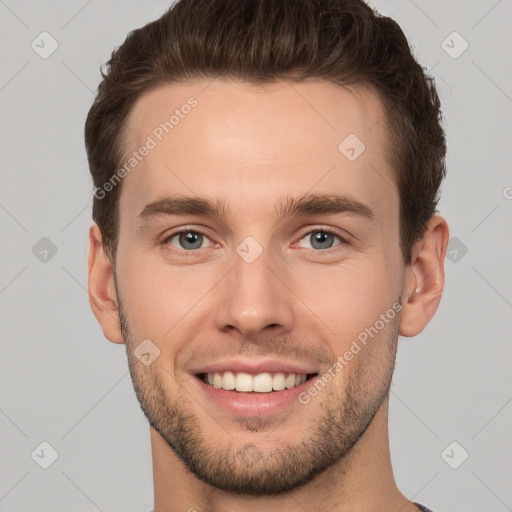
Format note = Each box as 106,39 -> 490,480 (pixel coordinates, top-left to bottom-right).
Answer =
399,215 -> 449,337
88,223 -> 125,344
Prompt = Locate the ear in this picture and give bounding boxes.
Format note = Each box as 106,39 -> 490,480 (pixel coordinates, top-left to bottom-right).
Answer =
399,215 -> 450,337
87,223 -> 124,344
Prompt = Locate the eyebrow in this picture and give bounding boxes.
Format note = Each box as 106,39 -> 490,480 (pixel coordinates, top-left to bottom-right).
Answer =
138,196 -> 228,223
275,193 -> 375,221
137,193 -> 376,225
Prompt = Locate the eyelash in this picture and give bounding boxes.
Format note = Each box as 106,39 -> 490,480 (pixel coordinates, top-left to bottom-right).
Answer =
161,227 -> 348,254
296,228 -> 348,251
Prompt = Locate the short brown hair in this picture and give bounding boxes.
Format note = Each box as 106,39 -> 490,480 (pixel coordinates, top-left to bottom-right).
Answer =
85,0 -> 446,264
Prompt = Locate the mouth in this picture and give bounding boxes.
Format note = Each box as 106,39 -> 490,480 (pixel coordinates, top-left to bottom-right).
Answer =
190,359 -> 321,416
196,371 -> 319,393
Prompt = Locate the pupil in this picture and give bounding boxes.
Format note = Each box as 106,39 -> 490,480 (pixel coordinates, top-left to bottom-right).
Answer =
312,231 -> 333,249
180,232 -> 203,250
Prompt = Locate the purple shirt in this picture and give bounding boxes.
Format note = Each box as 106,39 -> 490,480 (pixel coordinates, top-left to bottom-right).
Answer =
148,504 -> 434,511
415,503 -> 434,512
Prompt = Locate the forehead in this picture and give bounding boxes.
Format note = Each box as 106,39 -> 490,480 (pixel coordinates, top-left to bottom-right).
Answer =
119,78 -> 397,225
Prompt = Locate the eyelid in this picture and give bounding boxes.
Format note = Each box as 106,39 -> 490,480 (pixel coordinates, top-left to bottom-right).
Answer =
161,226 -> 217,252
160,225 -> 349,254
294,226 -> 349,248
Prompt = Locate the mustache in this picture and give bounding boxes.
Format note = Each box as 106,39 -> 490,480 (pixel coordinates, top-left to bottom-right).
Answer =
180,335 -> 334,371
117,297 -> 330,367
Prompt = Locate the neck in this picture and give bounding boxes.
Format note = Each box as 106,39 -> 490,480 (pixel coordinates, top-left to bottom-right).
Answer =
151,397 -> 417,512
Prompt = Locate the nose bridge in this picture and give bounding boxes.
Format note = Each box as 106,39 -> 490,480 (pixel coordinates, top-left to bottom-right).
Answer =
215,238 -> 293,337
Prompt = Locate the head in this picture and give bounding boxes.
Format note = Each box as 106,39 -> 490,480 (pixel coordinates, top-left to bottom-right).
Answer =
86,0 -> 449,496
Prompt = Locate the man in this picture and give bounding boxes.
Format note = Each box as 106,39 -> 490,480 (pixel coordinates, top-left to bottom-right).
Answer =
85,0 -> 449,510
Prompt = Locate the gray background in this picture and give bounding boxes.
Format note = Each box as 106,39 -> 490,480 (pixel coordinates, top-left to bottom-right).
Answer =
0,0 -> 511,511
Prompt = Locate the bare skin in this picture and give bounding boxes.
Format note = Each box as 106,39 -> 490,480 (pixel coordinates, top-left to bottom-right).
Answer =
88,78 -> 449,512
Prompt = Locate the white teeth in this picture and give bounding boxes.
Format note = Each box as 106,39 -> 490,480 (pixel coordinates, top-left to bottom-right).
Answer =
205,371 -> 310,392
253,372 -> 273,392
235,372 -> 253,392
285,374 -> 296,389
272,372 -> 286,391
222,371 -> 235,391
213,372 -> 223,389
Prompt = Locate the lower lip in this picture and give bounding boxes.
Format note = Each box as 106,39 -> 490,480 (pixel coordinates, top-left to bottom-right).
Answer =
193,376 -> 311,416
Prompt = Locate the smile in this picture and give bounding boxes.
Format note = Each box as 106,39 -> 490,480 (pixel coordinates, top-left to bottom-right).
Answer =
199,371 -> 317,392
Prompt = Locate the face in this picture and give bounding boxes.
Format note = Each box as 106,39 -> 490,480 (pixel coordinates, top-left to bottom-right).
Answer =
112,79 -> 406,494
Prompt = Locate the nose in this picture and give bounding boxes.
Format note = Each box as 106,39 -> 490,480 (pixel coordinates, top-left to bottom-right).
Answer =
214,243 -> 294,339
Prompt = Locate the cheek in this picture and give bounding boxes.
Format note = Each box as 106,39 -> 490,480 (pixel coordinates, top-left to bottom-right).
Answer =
115,249 -> 217,341
291,256 -> 402,345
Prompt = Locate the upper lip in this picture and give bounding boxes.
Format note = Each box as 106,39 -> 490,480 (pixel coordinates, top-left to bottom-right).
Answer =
190,358 -> 319,376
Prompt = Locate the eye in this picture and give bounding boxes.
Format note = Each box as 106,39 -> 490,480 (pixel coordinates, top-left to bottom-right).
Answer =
297,229 -> 345,250
164,230 -> 211,251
